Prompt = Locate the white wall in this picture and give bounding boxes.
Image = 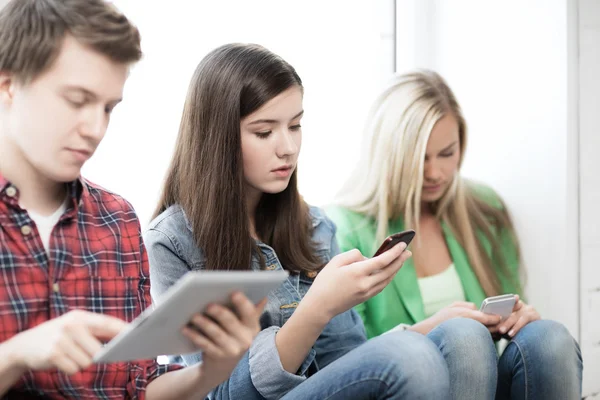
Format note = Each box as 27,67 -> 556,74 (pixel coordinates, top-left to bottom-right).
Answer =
396,0 -> 599,395
578,0 -> 600,395
83,0 -> 394,228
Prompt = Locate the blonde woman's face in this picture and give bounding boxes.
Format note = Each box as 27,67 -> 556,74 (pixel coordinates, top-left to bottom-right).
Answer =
422,114 -> 461,202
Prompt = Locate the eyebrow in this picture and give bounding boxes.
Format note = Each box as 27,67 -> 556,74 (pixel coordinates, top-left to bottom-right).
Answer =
247,110 -> 304,126
61,85 -> 123,104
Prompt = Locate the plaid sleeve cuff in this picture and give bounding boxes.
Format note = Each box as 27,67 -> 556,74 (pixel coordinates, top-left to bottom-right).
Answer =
128,359 -> 184,399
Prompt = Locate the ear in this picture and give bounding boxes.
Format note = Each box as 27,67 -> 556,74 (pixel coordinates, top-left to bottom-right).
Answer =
0,72 -> 15,106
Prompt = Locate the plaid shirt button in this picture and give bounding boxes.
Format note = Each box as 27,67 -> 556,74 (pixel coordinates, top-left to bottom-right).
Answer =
5,186 -> 17,197
20,225 -> 32,236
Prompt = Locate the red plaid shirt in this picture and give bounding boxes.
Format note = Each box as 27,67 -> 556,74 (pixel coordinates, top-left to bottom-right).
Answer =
0,173 -> 179,399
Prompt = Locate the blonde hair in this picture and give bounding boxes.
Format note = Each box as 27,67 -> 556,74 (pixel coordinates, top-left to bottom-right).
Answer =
336,69 -> 520,296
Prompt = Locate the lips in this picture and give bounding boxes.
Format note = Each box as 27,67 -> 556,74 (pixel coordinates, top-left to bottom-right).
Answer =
423,184 -> 442,192
67,148 -> 93,162
271,165 -> 294,178
70,149 -> 92,156
272,165 -> 293,173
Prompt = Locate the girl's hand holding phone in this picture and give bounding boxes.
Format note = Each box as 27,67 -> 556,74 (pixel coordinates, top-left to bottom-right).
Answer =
302,243 -> 412,324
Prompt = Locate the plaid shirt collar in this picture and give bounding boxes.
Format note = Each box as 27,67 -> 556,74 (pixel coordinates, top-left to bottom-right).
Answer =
0,171 -> 88,214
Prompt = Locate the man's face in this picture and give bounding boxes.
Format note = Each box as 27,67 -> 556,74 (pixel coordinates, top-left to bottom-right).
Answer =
0,35 -> 129,183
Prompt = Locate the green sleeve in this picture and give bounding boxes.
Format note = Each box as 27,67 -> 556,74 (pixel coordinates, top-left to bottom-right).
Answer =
325,206 -> 361,253
469,181 -> 524,298
498,226 -> 524,299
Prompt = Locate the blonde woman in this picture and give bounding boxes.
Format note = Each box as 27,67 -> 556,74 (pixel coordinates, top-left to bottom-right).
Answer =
327,70 -> 582,400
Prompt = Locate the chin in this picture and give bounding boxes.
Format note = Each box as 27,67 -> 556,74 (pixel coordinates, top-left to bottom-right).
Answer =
260,181 -> 291,195
47,166 -> 83,183
421,192 -> 444,203
32,156 -> 83,183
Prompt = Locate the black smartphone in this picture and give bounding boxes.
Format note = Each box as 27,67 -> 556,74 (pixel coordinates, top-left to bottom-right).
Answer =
373,229 -> 416,257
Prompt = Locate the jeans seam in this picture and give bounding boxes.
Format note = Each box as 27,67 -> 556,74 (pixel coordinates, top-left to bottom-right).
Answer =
510,339 -> 529,400
321,377 -> 388,400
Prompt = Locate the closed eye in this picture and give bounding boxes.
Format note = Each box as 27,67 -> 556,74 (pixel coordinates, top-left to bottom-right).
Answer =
256,131 -> 272,139
66,98 -> 86,108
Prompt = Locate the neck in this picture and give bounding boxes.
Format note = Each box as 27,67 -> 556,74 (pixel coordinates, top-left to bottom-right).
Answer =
0,135 -> 67,215
420,201 -> 434,217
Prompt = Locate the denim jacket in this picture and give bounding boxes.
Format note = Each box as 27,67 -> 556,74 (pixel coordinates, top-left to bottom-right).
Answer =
144,204 -> 367,399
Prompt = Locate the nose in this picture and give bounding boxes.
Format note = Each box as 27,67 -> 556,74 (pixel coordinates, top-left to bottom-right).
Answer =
424,159 -> 443,183
275,128 -> 299,158
80,106 -> 108,142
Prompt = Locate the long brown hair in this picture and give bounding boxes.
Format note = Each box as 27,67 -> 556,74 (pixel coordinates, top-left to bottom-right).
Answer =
337,70 -> 522,295
154,43 -> 322,273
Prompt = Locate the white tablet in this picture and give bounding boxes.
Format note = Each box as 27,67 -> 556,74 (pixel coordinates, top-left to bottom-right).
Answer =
93,270 -> 288,363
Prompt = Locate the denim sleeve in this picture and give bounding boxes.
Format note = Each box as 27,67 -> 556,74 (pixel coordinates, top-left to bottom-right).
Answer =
143,228 -> 191,304
144,228 -> 206,367
248,326 -> 316,400
329,231 -> 341,259
327,216 -> 341,259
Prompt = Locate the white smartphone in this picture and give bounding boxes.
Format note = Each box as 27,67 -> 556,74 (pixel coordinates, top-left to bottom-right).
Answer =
479,294 -> 516,321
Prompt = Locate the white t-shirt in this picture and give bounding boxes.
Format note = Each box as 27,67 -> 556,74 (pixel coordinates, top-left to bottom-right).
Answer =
28,198 -> 68,255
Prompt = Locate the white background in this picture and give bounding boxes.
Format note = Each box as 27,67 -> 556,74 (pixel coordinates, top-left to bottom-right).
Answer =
578,0 -> 600,396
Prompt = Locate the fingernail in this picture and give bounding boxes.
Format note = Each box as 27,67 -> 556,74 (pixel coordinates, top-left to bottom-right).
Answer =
499,326 -> 506,334
508,330 -> 514,337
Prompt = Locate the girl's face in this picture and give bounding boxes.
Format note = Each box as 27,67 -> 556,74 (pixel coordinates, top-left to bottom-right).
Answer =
421,114 -> 461,203
240,86 -> 303,198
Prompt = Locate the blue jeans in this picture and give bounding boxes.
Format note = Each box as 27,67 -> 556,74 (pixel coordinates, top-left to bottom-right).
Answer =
211,330 -> 450,400
428,318 -> 583,400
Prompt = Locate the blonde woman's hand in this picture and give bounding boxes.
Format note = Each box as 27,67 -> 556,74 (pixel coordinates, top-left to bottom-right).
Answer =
410,301 -> 503,335
489,295 -> 540,338
302,243 -> 412,324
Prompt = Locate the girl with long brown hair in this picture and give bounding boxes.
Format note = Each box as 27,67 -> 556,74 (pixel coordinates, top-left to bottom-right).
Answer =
144,44 -> 458,400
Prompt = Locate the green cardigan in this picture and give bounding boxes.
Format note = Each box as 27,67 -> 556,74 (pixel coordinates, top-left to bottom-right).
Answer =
326,184 -> 522,338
